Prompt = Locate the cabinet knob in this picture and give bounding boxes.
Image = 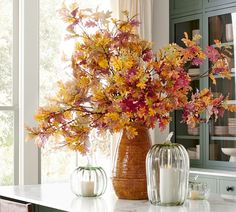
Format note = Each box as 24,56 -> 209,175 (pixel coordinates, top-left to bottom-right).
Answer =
226,186 -> 234,192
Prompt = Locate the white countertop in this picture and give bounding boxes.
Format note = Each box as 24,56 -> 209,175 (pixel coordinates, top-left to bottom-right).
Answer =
1,183 -> 236,212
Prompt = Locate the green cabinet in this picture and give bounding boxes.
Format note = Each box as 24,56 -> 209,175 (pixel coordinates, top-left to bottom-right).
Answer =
190,170 -> 236,195
170,0 -> 203,16
35,205 -> 66,212
170,0 -> 236,16
204,7 -> 236,170
219,179 -> 236,195
170,1 -> 236,170
192,175 -> 218,193
170,14 -> 204,168
204,0 -> 236,9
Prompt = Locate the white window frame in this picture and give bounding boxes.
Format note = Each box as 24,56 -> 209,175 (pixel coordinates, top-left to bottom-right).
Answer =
13,0 -> 19,185
19,0 -> 40,185
0,0 -> 20,185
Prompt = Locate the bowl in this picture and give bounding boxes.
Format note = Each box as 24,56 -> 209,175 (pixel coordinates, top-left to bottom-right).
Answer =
187,148 -> 197,159
214,126 -> 228,135
221,148 -> 236,162
188,181 -> 210,200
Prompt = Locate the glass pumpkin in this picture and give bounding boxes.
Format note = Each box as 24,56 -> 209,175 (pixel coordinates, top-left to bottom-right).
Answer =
146,142 -> 189,206
70,163 -> 107,197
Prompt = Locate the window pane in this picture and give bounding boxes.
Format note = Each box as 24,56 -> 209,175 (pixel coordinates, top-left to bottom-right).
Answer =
0,0 -> 13,106
40,0 -> 112,183
0,111 -> 14,185
41,147 -> 76,183
40,0 -> 76,183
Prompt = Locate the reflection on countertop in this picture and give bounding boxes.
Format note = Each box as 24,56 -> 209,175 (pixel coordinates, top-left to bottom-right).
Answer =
0,183 -> 236,211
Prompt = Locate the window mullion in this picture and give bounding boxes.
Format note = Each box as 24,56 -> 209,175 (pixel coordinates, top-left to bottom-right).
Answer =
19,0 -> 40,185
12,0 -> 19,185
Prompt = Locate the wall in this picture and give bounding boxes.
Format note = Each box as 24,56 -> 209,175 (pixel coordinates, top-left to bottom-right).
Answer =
152,0 -> 170,144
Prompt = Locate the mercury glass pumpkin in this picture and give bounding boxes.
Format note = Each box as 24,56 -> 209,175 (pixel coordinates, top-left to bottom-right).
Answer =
70,163 -> 107,197
146,142 -> 189,206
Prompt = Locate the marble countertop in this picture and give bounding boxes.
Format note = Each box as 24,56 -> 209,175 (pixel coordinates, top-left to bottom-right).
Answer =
1,183 -> 236,212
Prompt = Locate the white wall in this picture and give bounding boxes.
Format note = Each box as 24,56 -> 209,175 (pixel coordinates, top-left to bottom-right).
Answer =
152,0 -> 169,51
152,0 -> 170,144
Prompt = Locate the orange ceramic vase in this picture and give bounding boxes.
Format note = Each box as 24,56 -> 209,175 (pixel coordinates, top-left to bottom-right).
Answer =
112,126 -> 152,200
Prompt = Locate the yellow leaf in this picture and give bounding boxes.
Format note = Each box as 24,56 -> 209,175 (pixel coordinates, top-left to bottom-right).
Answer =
77,76 -> 90,88
209,73 -> 216,85
149,108 -> 156,116
125,126 -> 138,139
105,112 -> 120,121
98,58 -> 109,69
63,111 -> 72,119
137,81 -> 146,89
123,59 -> 133,70
34,112 -> 47,121
111,57 -> 122,71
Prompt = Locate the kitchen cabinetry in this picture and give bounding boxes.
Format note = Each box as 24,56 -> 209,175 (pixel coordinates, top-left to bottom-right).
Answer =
170,1 -> 236,171
190,169 -> 236,195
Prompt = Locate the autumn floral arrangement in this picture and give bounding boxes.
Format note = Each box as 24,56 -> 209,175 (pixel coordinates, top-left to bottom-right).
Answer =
27,3 -> 236,154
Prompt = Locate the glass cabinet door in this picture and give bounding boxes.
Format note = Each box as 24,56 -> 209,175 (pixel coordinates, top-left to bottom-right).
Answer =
173,18 -> 201,162
208,12 -> 236,163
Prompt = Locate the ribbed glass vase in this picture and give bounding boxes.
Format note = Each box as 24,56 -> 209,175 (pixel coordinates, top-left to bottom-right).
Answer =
146,143 -> 189,206
70,154 -> 107,197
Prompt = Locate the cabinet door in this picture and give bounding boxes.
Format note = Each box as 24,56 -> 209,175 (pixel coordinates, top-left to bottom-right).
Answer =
219,179 -> 236,195
36,205 -> 66,212
206,8 -> 236,169
204,0 -> 236,9
0,199 -> 32,212
170,0 -> 203,17
170,15 -> 203,167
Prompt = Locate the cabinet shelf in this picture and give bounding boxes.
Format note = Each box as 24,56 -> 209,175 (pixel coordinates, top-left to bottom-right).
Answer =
226,100 -> 236,105
214,71 -> 235,78
212,41 -> 234,47
210,136 -> 236,141
191,69 -> 235,81
176,135 -> 200,140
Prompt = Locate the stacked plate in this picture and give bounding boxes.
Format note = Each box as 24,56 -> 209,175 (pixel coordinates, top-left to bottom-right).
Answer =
187,126 -> 199,135
214,126 -> 228,135
188,68 -> 200,77
228,118 -> 236,136
187,147 -> 197,159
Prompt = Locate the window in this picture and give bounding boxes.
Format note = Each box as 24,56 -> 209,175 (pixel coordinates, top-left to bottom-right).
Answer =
0,0 -> 18,185
0,0 -> 114,185
40,0 -> 112,183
